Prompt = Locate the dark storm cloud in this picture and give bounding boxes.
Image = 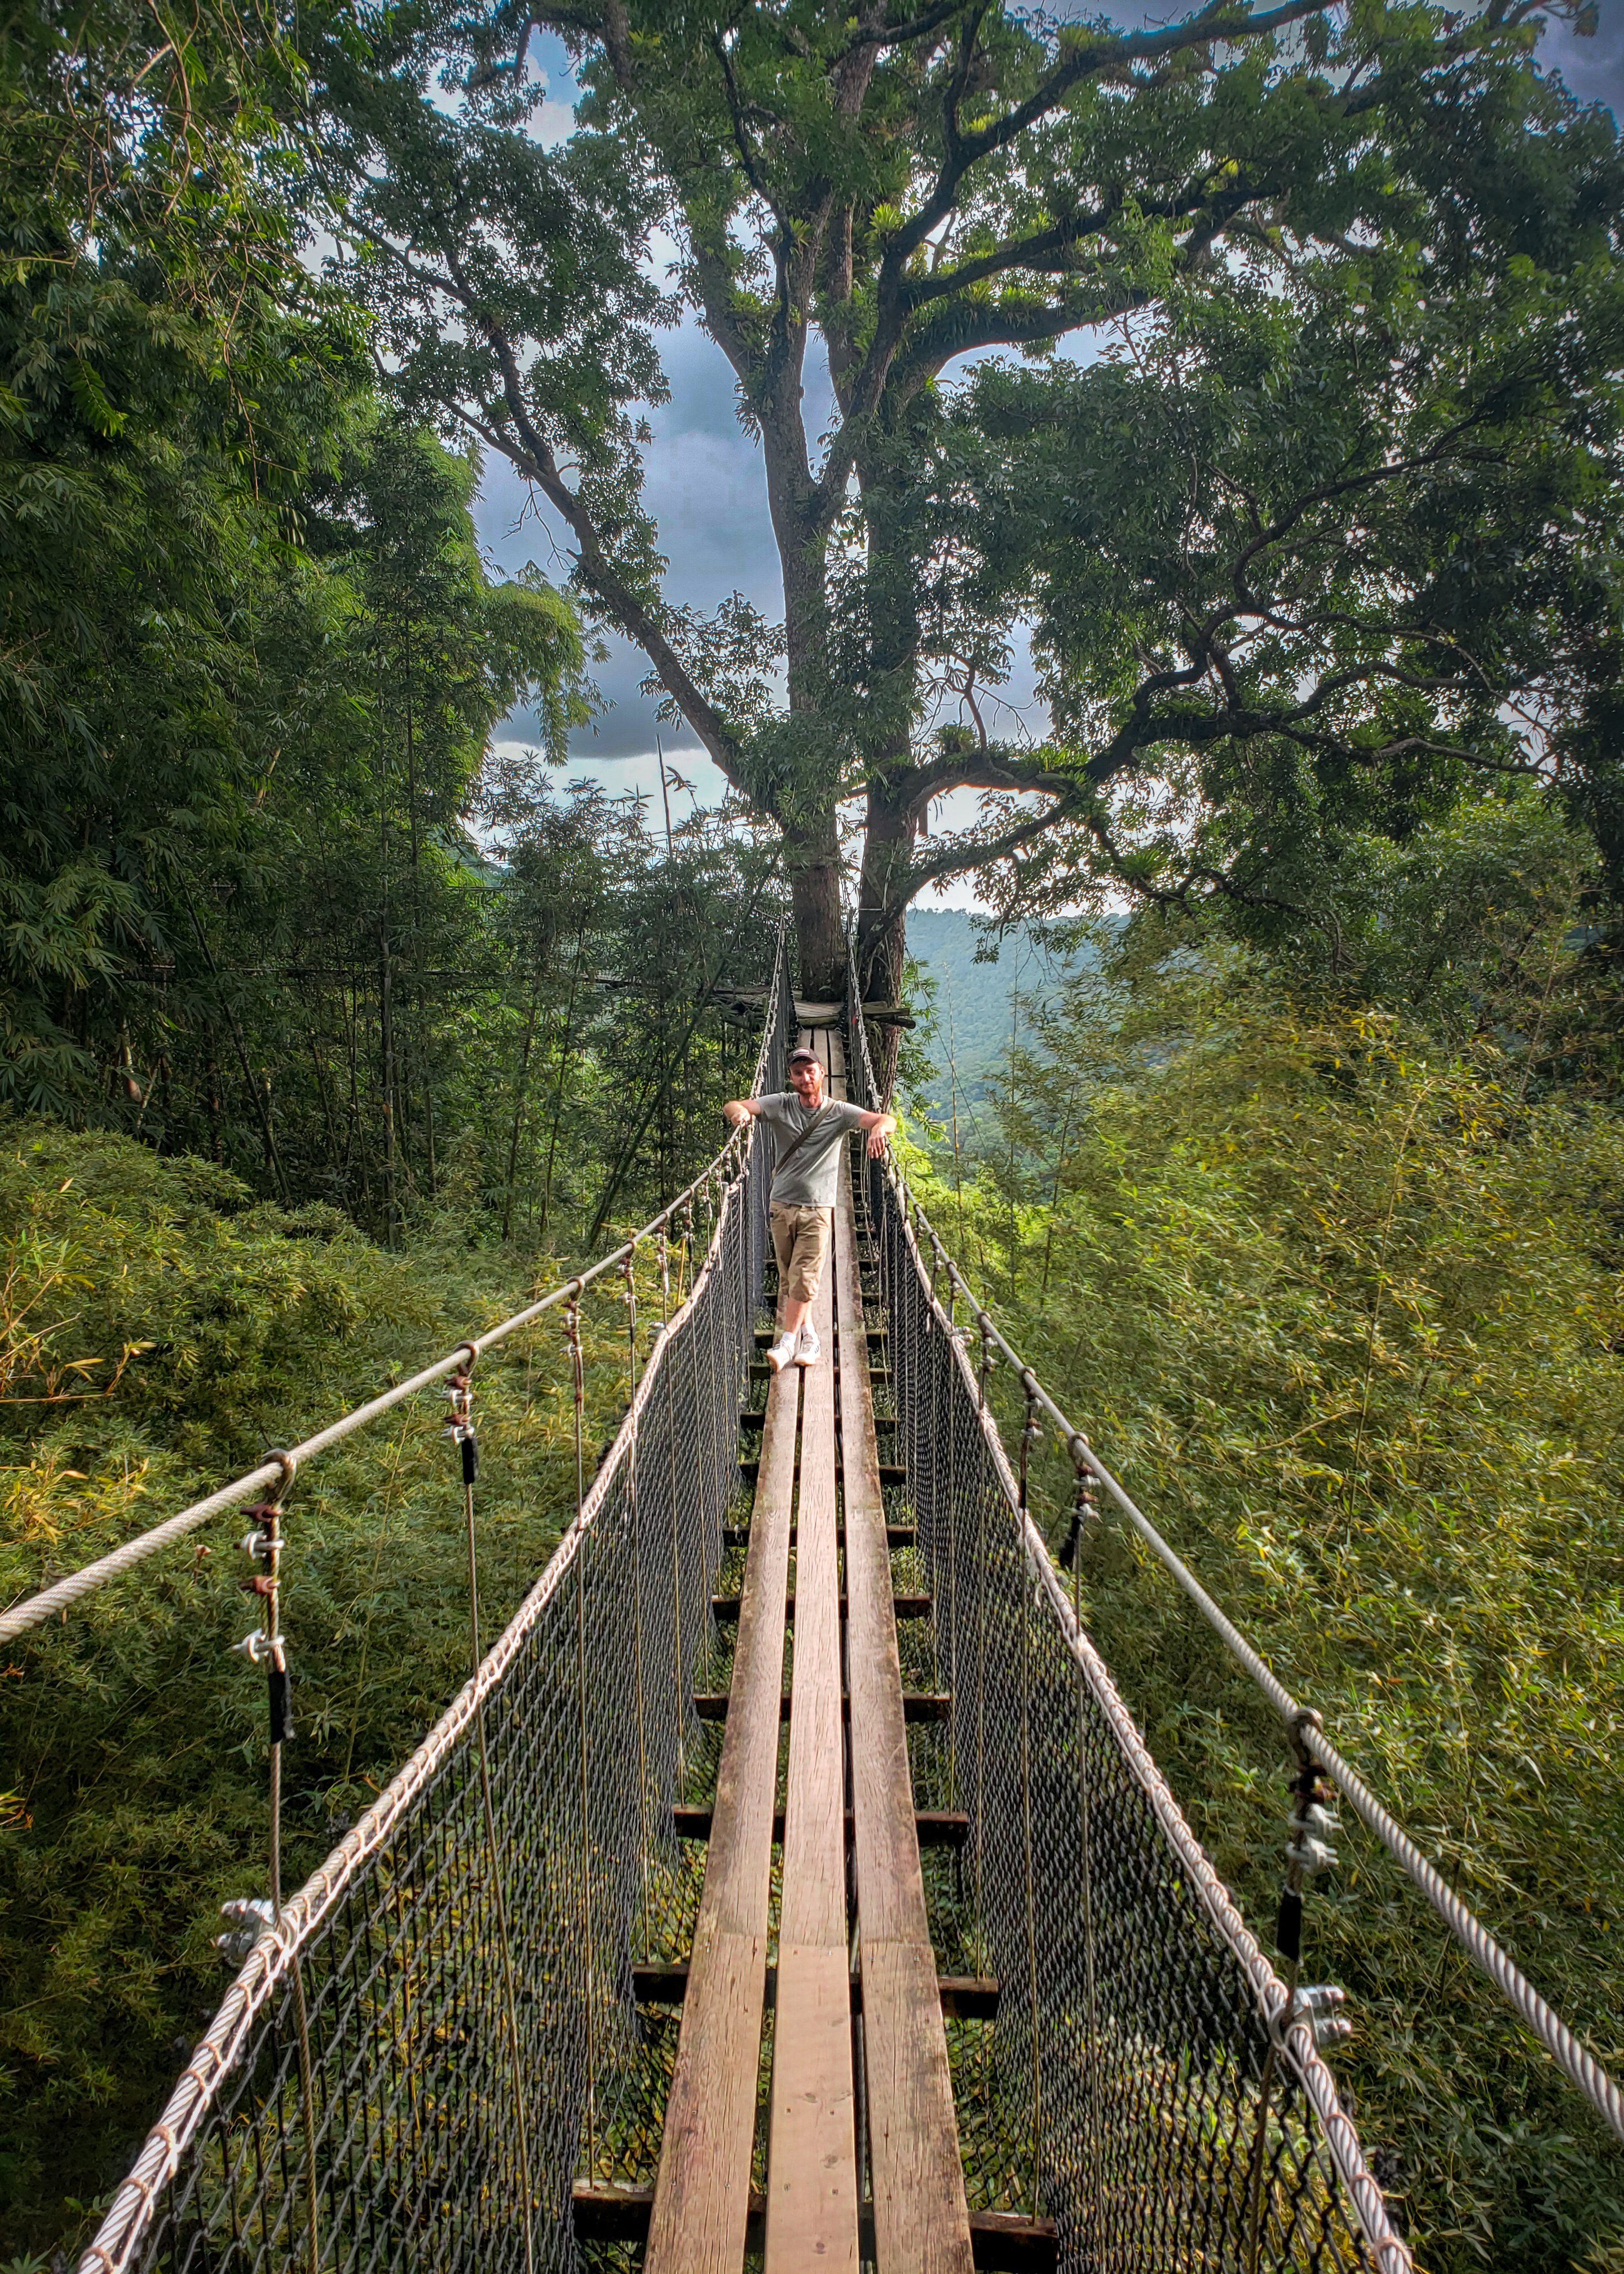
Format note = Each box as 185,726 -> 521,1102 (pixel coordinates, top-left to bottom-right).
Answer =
1541,8 -> 1624,114
479,311 -> 839,759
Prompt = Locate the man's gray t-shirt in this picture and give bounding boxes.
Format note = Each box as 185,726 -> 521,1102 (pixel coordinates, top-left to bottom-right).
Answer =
756,1093 -> 867,1209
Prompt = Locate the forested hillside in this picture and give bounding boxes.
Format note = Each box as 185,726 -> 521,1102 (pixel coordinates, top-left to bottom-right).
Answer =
4,0 -> 1624,2266
898,910 -> 1096,1125
904,860 -> 1624,2264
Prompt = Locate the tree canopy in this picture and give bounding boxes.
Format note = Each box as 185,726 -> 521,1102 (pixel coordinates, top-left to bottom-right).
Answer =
310,0 -> 1622,1002
3,7 -> 1624,2264
945,228 -> 1624,943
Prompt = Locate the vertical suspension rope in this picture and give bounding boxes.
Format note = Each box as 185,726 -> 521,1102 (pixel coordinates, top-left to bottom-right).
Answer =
942,1281 -> 960,1820
664,1225 -> 688,1795
973,1315 -> 995,1931
695,1175 -> 722,1563
629,1394 -> 650,1953
564,1294 -> 599,2179
1065,1436 -> 1105,2263
624,1250 -> 639,1407
690,1220 -> 719,1589
237,1452 -> 321,2274
1246,1706 -> 1338,2272
1016,1381 -> 1044,2223
447,1354 -> 536,2274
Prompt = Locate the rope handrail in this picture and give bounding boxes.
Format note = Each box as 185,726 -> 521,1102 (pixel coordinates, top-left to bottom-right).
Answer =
844,949 -> 1624,2152
1,929 -> 788,1648
879,1150 -> 1410,2272
78,935 -> 796,2274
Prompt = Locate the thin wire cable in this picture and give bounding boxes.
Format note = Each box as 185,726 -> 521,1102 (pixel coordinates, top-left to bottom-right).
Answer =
255,1464 -> 321,2274
453,1354 -> 537,2274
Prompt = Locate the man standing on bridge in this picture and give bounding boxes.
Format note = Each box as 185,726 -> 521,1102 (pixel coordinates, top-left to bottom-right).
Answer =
723,1045 -> 895,1373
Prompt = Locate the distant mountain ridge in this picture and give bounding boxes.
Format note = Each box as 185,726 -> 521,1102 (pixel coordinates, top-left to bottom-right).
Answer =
899,909 -> 1096,1130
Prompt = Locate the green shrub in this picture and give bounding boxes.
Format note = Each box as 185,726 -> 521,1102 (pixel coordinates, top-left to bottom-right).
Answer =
904,967 -> 1624,2271
0,1118 -> 652,2250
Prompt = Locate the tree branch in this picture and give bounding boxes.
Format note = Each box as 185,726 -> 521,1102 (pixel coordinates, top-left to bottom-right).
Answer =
897,794 -> 1084,898
422,247 -> 751,794
837,0 -> 968,57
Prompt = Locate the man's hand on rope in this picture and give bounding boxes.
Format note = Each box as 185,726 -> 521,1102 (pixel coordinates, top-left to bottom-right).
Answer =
864,1114 -> 896,1159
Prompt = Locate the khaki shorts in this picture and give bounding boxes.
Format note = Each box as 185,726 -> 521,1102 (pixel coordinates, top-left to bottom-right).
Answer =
769,1203 -> 832,1307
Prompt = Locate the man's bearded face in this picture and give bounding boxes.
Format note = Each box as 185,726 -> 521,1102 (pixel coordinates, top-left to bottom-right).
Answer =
789,1057 -> 824,1103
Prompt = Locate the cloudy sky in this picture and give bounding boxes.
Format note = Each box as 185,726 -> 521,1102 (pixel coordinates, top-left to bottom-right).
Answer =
475,7 -> 1624,903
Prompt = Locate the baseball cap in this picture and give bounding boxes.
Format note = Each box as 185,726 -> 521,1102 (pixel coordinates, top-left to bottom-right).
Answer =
787,1046 -> 819,1067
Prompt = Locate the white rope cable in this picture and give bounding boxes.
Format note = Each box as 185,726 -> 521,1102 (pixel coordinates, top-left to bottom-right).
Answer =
848,950 -> 1624,2152
1305,1724 -> 1624,2143
2,931 -> 787,1647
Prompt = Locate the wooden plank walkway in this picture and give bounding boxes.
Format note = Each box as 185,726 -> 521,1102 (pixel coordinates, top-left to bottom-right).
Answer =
643,1023 -> 973,2274
765,1179 -> 859,2269
833,1034 -> 976,2274
643,1351 -> 799,2273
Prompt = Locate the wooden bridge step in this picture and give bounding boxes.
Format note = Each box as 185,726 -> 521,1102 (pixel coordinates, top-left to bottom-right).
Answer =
740,1405 -> 898,1430
738,1454 -> 906,1484
710,1592 -> 933,1622
691,1690 -> 951,1722
573,2185 -> 1054,2269
632,1963 -> 1000,2021
642,1360 -> 800,2274
670,1804 -> 968,1846
723,1522 -> 915,1549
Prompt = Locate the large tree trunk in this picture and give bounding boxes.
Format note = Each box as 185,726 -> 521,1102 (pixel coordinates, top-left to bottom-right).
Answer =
854,772 -> 917,1097
788,817 -> 846,999
845,456 -> 923,1089
855,787 -> 911,997
767,401 -> 849,1000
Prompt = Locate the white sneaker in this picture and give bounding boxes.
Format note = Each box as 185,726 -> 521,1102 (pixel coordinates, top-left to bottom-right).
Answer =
765,1330 -> 798,1374
795,1323 -> 820,1367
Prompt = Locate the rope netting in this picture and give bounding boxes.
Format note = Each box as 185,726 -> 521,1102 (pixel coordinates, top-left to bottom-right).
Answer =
84,926 -> 1604,2274
842,949 -> 1624,2169
80,954 -> 795,2274
844,979 -> 1410,2274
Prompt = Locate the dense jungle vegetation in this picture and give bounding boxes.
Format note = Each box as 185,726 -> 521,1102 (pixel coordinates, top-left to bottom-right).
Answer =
3,0 -> 1624,2265
902,807 -> 1624,2267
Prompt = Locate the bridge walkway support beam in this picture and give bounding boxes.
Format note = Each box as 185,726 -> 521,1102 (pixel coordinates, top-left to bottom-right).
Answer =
765,1171 -> 859,2268
642,1337 -> 800,2271
831,1028 -> 976,2274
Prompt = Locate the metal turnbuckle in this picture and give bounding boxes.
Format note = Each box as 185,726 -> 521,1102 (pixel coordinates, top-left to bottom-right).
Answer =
231,1629 -> 288,1670
1286,1796 -> 1341,1878
1295,1982 -> 1354,2053
444,1359 -> 478,1483
215,1895 -> 275,1965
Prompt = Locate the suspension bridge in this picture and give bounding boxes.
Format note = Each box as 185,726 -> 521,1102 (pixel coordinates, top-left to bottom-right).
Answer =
6,934 -> 1620,2274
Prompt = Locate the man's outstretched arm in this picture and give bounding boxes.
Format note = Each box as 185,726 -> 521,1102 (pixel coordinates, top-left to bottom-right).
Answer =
721,1098 -> 763,1127
855,1109 -> 896,1159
